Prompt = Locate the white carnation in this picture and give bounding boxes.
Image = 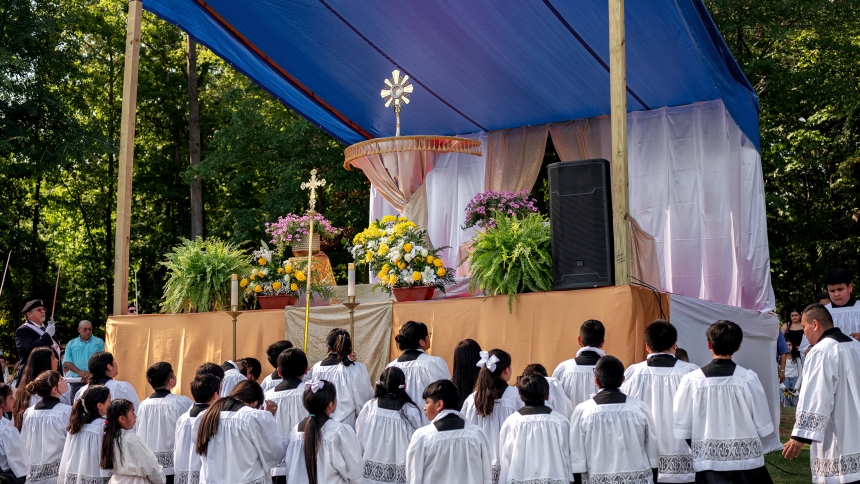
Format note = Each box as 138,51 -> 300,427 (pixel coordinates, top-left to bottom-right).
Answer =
404,254 -> 414,263
419,248 -> 428,257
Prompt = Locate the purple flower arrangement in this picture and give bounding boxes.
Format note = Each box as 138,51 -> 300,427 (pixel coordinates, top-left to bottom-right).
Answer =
266,213 -> 341,250
462,190 -> 539,229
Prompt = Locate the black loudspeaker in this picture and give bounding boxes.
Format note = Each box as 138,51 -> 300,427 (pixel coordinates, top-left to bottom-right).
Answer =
547,159 -> 614,289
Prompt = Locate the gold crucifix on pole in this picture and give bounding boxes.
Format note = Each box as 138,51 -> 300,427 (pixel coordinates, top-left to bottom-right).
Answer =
300,169 -> 326,352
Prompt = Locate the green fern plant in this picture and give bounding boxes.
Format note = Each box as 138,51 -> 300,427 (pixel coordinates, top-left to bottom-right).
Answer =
467,212 -> 553,312
160,237 -> 252,313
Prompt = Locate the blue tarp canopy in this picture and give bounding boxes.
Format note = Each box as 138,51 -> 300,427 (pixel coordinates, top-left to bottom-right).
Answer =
144,0 -> 760,149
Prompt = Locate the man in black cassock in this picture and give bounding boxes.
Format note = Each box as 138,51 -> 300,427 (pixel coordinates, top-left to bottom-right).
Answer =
12,299 -> 60,385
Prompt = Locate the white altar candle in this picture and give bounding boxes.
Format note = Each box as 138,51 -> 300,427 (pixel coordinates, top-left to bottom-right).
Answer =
231,274 -> 239,309
347,263 -> 356,297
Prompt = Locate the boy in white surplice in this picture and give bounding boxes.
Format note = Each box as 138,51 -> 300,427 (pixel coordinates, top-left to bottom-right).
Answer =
135,363 -> 192,484
622,320 -> 699,483
673,320 -> 774,484
570,355 -> 658,484
783,303 -> 860,484
552,319 -> 605,409
173,374 -> 220,484
264,348 -> 310,484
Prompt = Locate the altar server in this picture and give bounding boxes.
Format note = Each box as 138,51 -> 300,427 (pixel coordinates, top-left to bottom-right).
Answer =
58,385 -> 113,484
101,399 -> 166,484
282,379 -> 364,484
499,374 -> 571,484
518,363 -> 573,418
783,304 -> 860,484
260,340 -> 293,393
673,320 -> 774,483
308,329 -> 372,427
264,348 -> 310,483
621,320 -> 699,483
356,367 -> 423,484
0,383 -> 28,484
386,321 -> 450,424
194,362 -> 224,381
13,347 -> 69,429
570,356 -> 658,484
73,352 -> 140,410
173,375 -> 220,484
552,319 -> 605,408
405,379 -> 492,484
21,371 -> 72,484
461,349 -> 522,483
135,363 -> 192,484
218,361 -> 246,397
194,381 -> 286,484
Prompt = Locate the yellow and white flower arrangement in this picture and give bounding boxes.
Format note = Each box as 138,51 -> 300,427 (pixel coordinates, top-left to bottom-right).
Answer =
241,242 -> 301,297
350,215 -> 455,293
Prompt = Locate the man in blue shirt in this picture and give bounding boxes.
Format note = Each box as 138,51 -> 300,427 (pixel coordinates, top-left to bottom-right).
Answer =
62,320 -> 104,395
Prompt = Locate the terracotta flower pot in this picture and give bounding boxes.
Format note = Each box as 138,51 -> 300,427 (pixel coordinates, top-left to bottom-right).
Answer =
256,294 -> 297,309
292,234 -> 321,257
393,286 -> 431,302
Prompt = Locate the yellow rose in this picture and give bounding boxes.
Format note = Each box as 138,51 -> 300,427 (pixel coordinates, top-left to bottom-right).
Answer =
433,259 -> 443,267
403,243 -> 413,253
250,274 -> 256,281
412,271 -> 422,281
272,281 -> 281,291
277,267 -> 283,274
290,283 -> 298,292
398,262 -> 406,270
426,255 -> 434,264
388,274 -> 398,285
296,271 -> 306,282
239,278 -> 249,287
436,267 -> 447,277
254,285 -> 263,293
283,264 -> 293,274
258,257 -> 267,266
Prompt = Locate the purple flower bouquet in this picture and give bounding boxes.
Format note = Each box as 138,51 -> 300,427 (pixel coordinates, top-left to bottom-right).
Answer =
462,190 -> 538,230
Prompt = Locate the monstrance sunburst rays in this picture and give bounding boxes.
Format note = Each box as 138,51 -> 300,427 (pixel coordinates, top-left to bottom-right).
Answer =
380,70 -> 414,136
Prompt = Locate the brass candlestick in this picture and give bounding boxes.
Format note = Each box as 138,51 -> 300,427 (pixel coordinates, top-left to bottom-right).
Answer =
343,296 -> 360,351
225,306 -> 243,361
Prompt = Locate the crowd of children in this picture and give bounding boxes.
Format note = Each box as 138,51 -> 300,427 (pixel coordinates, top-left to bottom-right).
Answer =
0,317 -> 784,484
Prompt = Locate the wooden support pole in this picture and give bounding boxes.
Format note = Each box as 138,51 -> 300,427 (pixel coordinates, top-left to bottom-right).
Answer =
113,0 -> 142,315
609,0 -> 631,286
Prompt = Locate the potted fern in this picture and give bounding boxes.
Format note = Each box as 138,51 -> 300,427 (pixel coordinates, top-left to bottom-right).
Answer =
160,237 -> 251,313
467,212 -> 553,311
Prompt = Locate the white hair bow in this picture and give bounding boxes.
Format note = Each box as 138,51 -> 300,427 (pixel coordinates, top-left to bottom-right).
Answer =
476,351 -> 500,372
305,380 -> 324,393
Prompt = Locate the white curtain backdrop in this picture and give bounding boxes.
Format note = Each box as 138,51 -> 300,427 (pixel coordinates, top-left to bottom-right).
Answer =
669,294 -> 783,454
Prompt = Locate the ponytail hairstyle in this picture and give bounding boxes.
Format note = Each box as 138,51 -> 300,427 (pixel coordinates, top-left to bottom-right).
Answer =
196,380 -> 264,456
394,321 -> 428,351
374,367 -> 420,429
451,339 -> 482,410
325,328 -> 354,367
88,351 -> 115,380
24,370 -> 62,399
68,385 -> 110,434
13,347 -> 57,430
302,380 -> 337,484
473,349 -> 511,417
100,398 -> 135,470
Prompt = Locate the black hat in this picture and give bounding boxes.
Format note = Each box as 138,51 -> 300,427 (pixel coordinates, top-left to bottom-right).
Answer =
21,299 -> 44,314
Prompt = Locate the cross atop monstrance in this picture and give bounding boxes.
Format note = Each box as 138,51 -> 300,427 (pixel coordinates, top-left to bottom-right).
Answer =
301,168 -> 326,213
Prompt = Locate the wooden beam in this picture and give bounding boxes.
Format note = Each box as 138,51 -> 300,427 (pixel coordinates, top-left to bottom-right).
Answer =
609,0 -> 631,286
113,0 -> 142,316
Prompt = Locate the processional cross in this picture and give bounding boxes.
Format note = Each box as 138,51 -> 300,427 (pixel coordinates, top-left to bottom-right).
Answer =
301,169 -> 326,213
300,168 -> 326,352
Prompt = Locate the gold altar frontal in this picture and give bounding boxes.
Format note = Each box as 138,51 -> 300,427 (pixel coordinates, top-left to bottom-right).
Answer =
106,285 -> 667,400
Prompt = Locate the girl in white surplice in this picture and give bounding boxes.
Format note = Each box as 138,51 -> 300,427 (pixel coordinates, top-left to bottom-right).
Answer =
356,367 -> 423,484
0,383 -> 28,484
308,329 -> 372,428
57,385 -> 113,484
100,399 -> 165,484
21,370 -> 72,484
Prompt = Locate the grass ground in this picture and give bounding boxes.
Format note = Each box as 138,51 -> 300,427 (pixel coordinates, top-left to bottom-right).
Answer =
766,406 -> 812,484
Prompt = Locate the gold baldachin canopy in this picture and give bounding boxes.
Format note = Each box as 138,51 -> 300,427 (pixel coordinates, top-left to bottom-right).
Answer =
344,135 -> 482,169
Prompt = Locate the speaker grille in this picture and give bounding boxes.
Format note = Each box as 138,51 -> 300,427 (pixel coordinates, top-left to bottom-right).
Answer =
548,159 -> 614,289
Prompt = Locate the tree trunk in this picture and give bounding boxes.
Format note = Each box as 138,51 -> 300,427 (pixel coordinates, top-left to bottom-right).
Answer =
187,37 -> 203,239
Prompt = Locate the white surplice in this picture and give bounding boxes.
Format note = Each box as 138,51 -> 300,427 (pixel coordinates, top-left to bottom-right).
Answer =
22,399 -> 72,484
461,385 -> 524,483
259,371 -> 281,394
58,420 -> 113,484
28,386 -> 72,407
219,368 -> 247,398
0,416 -> 29,479
173,404 -> 208,484
621,354 -> 699,483
570,390 -> 658,484
385,350 -> 450,426
791,328 -> 860,484
263,378 -> 308,477
135,392 -> 193,475
544,376 -> 573,419
673,360 -> 773,473
551,348 -> 602,410
405,409 -> 492,484
309,360 -> 373,428
283,417 -> 364,484
356,398 -> 423,484
74,378 -> 141,410
193,406 -> 286,484
498,406 -> 571,484
107,429 -> 166,484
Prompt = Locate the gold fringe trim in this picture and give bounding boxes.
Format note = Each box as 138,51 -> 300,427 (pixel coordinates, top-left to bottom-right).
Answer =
344,135 -> 482,169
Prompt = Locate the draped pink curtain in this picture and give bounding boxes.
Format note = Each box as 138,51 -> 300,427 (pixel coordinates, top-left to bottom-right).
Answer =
485,125 -> 548,192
